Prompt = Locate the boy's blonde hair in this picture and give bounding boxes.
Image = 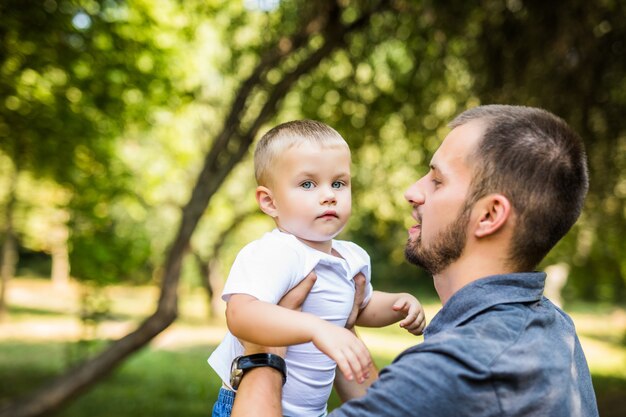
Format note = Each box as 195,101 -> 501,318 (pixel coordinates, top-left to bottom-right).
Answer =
254,120 -> 349,186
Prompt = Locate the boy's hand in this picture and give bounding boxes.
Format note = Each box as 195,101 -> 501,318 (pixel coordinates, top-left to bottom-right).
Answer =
311,322 -> 372,384
393,294 -> 426,335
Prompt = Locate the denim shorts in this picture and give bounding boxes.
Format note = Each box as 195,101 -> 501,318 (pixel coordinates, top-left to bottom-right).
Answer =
211,387 -> 328,417
212,387 -> 235,417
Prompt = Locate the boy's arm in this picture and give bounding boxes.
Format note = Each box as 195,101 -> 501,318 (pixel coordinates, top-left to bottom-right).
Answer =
227,294 -> 321,345
355,291 -> 425,334
227,293 -> 372,382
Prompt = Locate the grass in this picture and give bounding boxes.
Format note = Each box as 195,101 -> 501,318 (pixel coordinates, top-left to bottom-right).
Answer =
1,277 -> 625,416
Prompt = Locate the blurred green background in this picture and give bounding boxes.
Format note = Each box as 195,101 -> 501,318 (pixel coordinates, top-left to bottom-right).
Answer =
1,0 -> 625,416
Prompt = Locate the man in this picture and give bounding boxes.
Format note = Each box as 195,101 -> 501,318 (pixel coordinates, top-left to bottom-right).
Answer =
229,105 -> 599,416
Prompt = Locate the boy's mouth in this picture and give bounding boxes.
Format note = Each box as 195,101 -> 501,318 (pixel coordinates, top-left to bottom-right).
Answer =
318,210 -> 338,219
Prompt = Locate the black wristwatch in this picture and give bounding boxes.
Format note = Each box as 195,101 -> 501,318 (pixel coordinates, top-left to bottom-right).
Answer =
229,353 -> 287,390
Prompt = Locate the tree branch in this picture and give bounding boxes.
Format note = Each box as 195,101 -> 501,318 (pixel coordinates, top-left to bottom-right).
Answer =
0,2 -> 387,416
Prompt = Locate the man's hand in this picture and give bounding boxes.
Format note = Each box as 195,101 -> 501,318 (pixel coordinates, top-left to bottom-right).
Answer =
278,270 -> 317,311
334,273 -> 378,401
238,270 -> 318,357
238,270 -> 372,382
282,270 -> 372,383
345,272 -> 366,329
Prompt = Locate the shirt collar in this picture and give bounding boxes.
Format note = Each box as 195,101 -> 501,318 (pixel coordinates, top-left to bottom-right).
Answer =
270,228 -> 355,270
424,272 -> 547,337
271,228 -> 340,260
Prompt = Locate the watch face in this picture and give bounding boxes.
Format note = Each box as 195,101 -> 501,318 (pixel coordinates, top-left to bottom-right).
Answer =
230,356 -> 243,390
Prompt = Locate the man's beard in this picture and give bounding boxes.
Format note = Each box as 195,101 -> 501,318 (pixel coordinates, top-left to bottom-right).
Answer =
404,205 -> 471,275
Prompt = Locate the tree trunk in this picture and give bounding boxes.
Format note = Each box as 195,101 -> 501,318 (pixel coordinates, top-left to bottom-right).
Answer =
0,230 -> 17,322
50,221 -> 70,288
0,3 -> 386,416
195,253 -> 226,320
0,165 -> 18,321
195,210 -> 251,319
207,259 -> 226,319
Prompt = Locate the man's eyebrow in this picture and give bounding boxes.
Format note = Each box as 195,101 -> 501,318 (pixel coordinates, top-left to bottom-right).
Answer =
431,163 -> 452,181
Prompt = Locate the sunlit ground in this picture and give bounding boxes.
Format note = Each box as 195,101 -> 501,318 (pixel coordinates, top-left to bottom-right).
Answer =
1,278 -> 625,416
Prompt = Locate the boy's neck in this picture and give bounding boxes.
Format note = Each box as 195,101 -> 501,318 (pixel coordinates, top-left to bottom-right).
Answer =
295,236 -> 333,254
274,227 -> 337,255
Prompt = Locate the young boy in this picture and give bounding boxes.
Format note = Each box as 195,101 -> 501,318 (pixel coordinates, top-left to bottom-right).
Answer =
208,120 -> 426,417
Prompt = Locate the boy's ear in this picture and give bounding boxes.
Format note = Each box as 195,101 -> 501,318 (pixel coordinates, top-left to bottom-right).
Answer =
473,194 -> 512,238
256,186 -> 278,218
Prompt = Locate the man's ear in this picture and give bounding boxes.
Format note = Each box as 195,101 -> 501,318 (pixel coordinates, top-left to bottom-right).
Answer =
256,186 -> 278,218
474,194 -> 512,238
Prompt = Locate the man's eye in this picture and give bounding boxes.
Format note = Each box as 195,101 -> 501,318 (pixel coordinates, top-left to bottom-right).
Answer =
432,179 -> 442,188
332,181 -> 345,189
301,181 -> 314,189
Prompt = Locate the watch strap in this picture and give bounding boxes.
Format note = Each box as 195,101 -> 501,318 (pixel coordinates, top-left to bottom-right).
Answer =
231,353 -> 287,390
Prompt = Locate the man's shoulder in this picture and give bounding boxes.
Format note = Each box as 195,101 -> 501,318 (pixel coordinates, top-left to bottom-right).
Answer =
404,299 -> 579,373
399,302 -> 549,366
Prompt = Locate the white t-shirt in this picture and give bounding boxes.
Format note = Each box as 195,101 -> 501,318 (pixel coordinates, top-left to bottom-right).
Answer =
208,229 -> 373,417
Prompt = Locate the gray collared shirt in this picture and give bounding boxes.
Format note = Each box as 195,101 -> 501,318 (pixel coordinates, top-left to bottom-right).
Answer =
332,273 -> 599,416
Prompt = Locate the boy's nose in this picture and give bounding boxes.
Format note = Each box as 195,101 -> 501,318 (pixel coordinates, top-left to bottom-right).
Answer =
320,187 -> 337,205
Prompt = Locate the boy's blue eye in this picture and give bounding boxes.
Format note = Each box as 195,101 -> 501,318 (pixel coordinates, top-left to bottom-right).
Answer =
301,181 -> 314,189
332,181 -> 344,189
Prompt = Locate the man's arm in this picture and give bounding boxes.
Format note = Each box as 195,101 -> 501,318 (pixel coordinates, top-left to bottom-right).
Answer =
334,275 -> 379,402
232,273 -> 379,416
230,273 -> 317,417
227,292 -> 371,382
230,364 -> 284,417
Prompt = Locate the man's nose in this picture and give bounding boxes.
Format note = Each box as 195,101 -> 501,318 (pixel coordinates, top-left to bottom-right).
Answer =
404,181 -> 425,206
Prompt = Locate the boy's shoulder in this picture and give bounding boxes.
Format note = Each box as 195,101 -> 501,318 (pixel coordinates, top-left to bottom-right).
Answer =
237,229 -> 305,260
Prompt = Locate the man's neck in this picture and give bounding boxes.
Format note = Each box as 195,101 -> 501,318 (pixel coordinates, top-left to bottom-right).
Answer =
433,255 -> 513,305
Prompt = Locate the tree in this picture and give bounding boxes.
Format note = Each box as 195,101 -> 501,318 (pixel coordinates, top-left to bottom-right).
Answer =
192,210 -> 252,319
5,1 -> 624,415
0,1 -> 391,415
0,0 -> 175,312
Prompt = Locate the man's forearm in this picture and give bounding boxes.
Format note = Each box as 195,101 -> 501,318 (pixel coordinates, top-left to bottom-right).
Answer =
231,366 -> 284,417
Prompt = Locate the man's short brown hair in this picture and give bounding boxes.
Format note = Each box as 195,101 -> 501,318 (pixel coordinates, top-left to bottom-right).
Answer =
451,105 -> 589,270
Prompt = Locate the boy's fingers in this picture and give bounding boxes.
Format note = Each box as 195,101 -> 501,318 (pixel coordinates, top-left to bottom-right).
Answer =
392,300 -> 406,311
344,348 -> 369,384
353,341 -> 373,382
334,336 -> 372,384
335,356 -> 355,381
278,270 -> 317,311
